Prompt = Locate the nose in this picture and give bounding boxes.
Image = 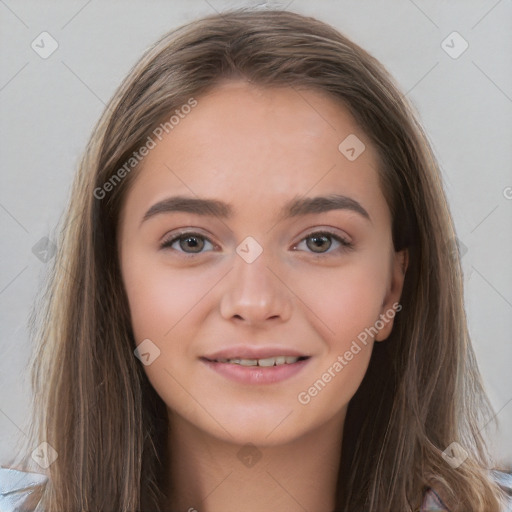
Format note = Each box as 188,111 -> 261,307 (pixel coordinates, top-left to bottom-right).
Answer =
219,248 -> 293,326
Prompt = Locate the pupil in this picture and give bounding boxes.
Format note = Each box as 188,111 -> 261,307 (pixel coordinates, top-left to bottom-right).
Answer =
181,236 -> 203,253
308,234 -> 330,253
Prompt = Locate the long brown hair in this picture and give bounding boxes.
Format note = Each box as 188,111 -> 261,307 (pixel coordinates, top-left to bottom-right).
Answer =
13,9 -> 507,511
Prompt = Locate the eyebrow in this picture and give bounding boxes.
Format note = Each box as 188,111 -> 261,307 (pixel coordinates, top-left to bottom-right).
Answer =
141,193 -> 370,225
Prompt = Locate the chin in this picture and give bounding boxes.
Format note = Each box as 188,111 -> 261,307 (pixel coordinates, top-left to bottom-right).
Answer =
200,404 -> 315,447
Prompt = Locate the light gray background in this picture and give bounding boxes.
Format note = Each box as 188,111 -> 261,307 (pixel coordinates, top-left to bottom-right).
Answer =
1,0 -> 511,469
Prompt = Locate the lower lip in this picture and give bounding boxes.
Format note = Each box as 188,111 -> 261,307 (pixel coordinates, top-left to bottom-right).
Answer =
201,358 -> 310,385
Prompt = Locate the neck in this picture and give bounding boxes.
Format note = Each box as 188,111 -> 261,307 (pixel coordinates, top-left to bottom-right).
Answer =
165,410 -> 345,512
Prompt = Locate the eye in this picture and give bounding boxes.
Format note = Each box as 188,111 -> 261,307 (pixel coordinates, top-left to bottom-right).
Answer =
160,229 -> 352,256
160,231 -> 215,254
294,230 -> 353,255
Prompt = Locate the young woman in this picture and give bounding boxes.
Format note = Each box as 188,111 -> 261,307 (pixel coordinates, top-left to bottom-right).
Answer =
1,8 -> 510,512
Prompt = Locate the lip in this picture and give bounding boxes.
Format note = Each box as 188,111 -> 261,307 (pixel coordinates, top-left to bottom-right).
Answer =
201,358 -> 310,385
203,345 -> 309,360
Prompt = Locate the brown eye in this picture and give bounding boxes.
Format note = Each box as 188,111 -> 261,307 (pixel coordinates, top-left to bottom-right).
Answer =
160,232 -> 213,254
178,235 -> 205,253
295,230 -> 353,255
306,233 -> 332,253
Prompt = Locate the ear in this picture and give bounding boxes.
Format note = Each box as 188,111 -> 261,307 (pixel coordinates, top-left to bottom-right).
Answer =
375,249 -> 408,342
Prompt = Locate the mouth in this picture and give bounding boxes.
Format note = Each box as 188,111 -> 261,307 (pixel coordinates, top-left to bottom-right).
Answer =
202,355 -> 310,366
200,349 -> 312,385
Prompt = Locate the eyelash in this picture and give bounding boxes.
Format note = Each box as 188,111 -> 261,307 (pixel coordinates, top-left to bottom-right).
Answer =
160,229 -> 353,257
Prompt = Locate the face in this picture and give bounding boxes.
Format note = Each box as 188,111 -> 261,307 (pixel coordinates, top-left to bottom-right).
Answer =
118,81 -> 406,446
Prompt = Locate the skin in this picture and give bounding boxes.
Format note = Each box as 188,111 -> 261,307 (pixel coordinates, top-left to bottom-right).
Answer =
118,81 -> 407,512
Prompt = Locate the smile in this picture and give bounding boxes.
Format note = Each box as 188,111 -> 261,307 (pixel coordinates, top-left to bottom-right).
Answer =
200,356 -> 311,384
209,355 -> 308,366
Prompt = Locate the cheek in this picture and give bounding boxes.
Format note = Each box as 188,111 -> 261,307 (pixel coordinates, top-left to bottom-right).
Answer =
292,266 -> 387,417
279,257 -> 391,410
292,257 -> 390,352
121,255 -> 211,416
122,253 -> 214,342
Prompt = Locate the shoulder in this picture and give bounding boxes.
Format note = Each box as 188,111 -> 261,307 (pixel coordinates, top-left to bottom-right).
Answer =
492,470 -> 512,511
0,466 -> 48,512
421,470 -> 512,512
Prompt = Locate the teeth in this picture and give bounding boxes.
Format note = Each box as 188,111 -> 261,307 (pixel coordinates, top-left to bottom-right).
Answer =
239,359 -> 258,366
216,356 -> 302,366
258,357 -> 276,367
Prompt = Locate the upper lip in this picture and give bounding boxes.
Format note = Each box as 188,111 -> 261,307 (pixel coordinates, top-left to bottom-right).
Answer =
203,345 -> 310,361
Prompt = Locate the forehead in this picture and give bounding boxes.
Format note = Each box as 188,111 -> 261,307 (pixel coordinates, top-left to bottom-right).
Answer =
120,81 -> 389,227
